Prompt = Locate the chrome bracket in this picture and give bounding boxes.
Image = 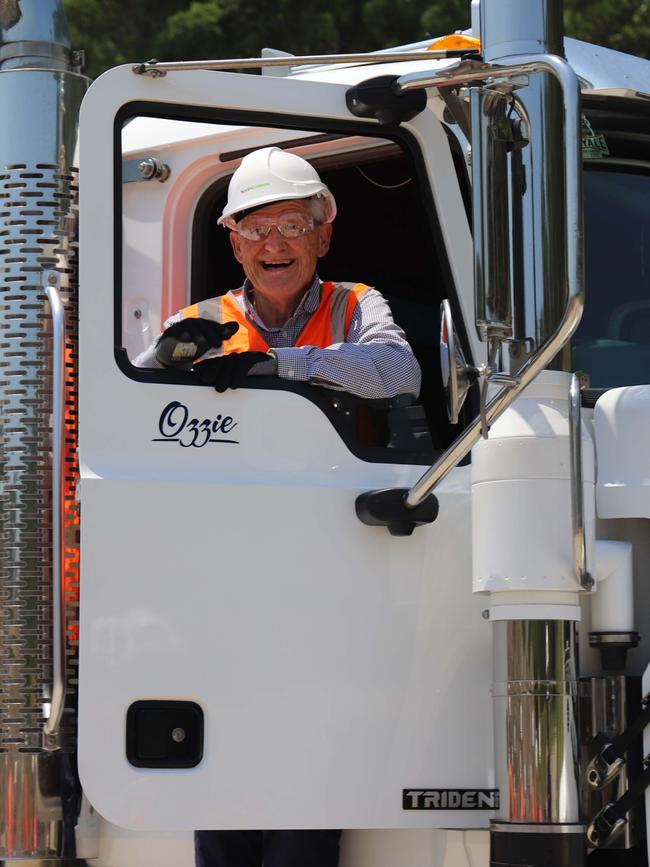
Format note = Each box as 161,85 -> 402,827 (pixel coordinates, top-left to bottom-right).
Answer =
586,746 -> 625,790
587,690 -> 650,789
122,157 -> 171,184
569,371 -> 594,590
476,351 -> 520,441
480,370 -> 520,438
43,729 -> 62,751
488,372 -> 520,386
587,803 -> 627,849
133,58 -> 167,77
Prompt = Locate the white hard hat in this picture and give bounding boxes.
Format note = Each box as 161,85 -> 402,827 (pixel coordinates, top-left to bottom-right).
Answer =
218,146 -> 337,225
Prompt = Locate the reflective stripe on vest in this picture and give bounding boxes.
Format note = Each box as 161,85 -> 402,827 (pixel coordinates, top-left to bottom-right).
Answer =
180,282 -> 369,353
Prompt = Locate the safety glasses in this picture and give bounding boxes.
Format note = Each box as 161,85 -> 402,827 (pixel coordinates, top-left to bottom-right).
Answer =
227,212 -> 316,241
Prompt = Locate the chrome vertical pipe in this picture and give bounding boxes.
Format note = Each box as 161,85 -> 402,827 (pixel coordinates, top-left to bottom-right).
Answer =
491,619 -> 586,866
569,374 -> 592,590
478,3 -> 587,864
480,0 -> 571,372
480,0 -> 562,62
0,0 -> 95,858
43,282 -> 67,747
471,87 -> 513,343
493,620 -> 581,824
0,0 -> 72,70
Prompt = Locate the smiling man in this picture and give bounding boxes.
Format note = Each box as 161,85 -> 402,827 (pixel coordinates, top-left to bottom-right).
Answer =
135,146 -> 421,400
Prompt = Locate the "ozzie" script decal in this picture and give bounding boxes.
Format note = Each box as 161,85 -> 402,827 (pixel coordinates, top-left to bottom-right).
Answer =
152,400 -> 239,448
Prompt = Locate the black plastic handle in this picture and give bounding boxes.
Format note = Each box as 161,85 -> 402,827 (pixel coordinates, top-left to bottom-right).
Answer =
355,488 -> 438,536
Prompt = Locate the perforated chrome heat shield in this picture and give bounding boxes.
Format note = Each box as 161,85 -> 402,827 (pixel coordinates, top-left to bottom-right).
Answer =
0,60 -> 95,857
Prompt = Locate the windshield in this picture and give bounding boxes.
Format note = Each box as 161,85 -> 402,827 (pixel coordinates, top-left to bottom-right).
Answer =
572,166 -> 650,388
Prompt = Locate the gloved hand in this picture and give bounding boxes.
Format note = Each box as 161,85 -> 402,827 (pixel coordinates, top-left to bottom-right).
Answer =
155,318 -> 239,368
193,352 -> 271,393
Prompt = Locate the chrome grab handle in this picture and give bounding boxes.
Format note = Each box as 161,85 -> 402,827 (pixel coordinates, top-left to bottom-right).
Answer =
569,373 -> 593,590
43,279 -> 67,749
132,48 -> 479,76
399,54 -> 583,506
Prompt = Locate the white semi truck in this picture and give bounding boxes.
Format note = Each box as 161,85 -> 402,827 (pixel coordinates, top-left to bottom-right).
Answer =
1,0 -> 650,865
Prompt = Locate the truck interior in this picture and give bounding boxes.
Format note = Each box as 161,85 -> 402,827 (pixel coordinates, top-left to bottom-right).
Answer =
186,128 -> 473,460
119,96 -> 650,465
573,99 -> 650,393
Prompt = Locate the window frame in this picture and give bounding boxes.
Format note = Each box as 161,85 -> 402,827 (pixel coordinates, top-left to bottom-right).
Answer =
114,99 -> 471,465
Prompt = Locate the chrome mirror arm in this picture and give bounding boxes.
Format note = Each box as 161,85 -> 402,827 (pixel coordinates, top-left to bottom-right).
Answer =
402,54 -> 583,510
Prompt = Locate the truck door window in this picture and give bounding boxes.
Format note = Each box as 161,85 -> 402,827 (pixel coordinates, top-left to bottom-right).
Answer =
118,111 -> 466,463
572,166 -> 650,388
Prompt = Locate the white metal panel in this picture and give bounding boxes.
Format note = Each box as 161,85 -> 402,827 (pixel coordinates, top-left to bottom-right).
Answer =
80,468 -> 490,829
594,385 -> 650,519
79,64 -> 491,830
472,372 -> 595,595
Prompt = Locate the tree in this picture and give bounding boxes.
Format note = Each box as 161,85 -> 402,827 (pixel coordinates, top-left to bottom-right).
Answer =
420,0 -> 471,41
63,0 -> 185,76
564,0 -> 650,58
63,0 -> 649,79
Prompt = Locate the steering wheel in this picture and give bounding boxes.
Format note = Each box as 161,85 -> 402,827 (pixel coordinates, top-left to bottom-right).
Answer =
607,300 -> 650,342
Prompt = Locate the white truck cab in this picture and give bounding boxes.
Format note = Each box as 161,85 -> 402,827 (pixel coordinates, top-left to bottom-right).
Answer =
1,1 -> 650,866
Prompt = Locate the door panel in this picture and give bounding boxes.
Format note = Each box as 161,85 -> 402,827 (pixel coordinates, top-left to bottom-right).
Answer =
78,65 -> 488,829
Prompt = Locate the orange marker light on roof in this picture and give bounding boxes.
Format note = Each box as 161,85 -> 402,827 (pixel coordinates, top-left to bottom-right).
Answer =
427,34 -> 481,52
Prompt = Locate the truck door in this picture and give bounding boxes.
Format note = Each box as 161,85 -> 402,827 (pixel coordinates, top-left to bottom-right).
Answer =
78,61 -> 490,831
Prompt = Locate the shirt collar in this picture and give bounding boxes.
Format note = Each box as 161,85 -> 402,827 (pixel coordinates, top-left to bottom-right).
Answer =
242,275 -> 321,330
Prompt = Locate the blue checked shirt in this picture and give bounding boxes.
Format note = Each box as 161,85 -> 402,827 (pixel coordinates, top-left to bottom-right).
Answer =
134,276 -> 421,399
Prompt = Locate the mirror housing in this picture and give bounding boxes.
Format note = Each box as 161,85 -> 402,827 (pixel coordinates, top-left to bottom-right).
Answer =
440,299 -> 476,425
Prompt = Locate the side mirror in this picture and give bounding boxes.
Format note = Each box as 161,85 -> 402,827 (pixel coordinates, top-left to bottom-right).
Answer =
440,299 -> 475,424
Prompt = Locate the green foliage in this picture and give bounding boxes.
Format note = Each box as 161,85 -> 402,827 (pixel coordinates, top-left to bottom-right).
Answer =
158,1 -> 228,60
62,0 -> 649,79
420,0 -> 471,40
63,0 -> 181,75
564,0 -> 650,58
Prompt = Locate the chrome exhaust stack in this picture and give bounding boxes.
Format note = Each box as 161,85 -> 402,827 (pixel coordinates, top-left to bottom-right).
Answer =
490,618 -> 585,865
473,371 -> 592,867
0,1 -> 94,858
471,2 -> 588,865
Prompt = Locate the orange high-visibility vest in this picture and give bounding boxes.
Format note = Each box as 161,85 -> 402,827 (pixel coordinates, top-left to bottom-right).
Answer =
180,281 -> 370,353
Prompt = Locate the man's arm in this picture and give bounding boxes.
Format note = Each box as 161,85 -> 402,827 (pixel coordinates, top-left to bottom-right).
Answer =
132,312 -> 184,369
271,288 -> 422,399
132,313 -> 232,369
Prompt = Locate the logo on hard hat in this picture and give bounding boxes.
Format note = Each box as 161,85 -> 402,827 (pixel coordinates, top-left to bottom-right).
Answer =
240,182 -> 272,194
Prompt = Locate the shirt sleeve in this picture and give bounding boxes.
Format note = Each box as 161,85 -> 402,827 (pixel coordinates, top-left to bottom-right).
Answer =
272,288 -> 422,399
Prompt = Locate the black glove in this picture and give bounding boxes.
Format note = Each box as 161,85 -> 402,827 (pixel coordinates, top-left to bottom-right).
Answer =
193,352 -> 271,393
155,318 -> 239,368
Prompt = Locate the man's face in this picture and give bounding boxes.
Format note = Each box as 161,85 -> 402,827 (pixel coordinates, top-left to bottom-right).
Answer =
229,199 -> 332,304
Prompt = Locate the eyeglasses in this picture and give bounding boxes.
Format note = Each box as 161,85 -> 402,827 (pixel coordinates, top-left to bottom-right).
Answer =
232,212 -> 316,241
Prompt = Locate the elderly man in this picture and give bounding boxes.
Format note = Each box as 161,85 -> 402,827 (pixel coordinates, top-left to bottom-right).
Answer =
135,146 -> 421,402
136,147 -> 421,867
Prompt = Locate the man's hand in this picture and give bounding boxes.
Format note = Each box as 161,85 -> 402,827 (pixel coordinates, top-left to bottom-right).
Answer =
193,352 -> 271,392
155,318 -> 239,368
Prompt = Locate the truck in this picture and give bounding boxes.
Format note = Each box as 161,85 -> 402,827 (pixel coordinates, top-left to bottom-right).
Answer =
1,0 -> 650,864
